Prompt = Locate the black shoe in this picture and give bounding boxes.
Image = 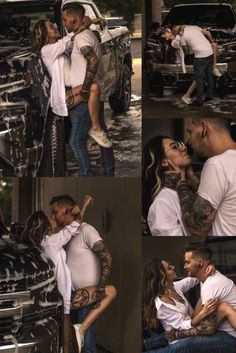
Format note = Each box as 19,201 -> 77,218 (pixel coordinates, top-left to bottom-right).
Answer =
204,96 -> 214,103
190,100 -> 203,107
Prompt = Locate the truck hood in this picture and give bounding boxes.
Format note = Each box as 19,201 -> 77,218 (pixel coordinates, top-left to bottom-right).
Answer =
162,3 -> 236,30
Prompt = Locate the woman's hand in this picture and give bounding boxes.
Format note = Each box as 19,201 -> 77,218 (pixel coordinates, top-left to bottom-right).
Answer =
200,299 -> 217,318
71,205 -> 81,216
49,216 -> 57,232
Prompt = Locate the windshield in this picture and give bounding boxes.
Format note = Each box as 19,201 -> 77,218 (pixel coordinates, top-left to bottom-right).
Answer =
0,3 -> 58,46
162,4 -> 236,29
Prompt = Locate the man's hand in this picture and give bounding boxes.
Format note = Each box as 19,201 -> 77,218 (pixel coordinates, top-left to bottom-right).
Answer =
165,328 -> 178,342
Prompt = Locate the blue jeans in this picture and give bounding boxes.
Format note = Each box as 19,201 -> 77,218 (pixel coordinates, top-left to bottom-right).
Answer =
144,331 -> 236,353
70,305 -> 96,353
69,102 -> 115,177
193,54 -> 214,104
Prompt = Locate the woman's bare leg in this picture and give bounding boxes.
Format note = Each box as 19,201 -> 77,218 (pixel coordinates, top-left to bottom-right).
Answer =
88,83 -> 101,132
71,285 -> 117,333
184,81 -> 197,98
216,302 -> 236,329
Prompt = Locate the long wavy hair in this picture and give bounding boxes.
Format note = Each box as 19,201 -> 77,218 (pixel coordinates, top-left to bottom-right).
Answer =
31,20 -> 49,55
142,135 -> 168,219
142,258 -> 170,328
21,211 -> 51,248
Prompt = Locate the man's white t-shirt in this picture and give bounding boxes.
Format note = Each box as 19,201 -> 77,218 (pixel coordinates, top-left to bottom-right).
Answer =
66,222 -> 102,289
148,187 -> 189,236
180,25 -> 213,58
70,29 -> 104,100
198,150 -> 236,236
201,271 -> 236,337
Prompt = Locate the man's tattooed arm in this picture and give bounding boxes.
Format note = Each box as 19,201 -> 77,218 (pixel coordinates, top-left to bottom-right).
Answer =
164,172 -> 182,190
166,312 -> 217,342
80,45 -> 99,100
92,240 -> 112,288
177,180 -> 216,239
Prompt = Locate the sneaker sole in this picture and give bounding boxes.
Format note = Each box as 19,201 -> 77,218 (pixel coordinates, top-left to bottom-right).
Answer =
88,131 -> 112,148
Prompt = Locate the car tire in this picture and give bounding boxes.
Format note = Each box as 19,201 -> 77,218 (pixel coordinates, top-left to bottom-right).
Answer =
37,113 -> 66,177
109,63 -> 131,113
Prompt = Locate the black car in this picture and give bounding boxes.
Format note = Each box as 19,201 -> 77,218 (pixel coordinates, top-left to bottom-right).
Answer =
145,3 -> 236,92
0,0 -> 132,177
0,235 -> 62,352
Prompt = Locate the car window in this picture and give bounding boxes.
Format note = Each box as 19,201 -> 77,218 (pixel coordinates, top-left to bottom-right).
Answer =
0,4 -> 56,46
83,4 -> 101,31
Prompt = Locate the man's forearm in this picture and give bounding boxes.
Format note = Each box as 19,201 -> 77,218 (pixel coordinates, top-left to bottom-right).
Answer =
167,313 -> 217,341
80,46 -> 99,100
177,180 -> 215,238
92,240 -> 112,287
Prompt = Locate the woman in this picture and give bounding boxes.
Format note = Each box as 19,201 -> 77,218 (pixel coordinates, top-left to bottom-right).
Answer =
21,197 -> 116,353
142,258 -> 236,352
162,27 -> 221,106
142,135 -> 198,236
31,18 -> 112,148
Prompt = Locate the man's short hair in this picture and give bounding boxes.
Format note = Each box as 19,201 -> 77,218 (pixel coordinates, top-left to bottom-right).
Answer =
185,242 -> 212,261
62,2 -> 85,17
49,194 -> 76,214
191,118 -> 231,132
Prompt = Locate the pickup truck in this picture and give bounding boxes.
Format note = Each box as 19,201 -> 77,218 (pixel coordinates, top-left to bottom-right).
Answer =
145,3 -> 236,93
0,235 -> 62,353
0,0 -> 132,176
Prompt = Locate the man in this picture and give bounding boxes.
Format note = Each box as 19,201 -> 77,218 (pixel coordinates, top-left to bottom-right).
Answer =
158,243 -> 236,353
49,195 -> 112,353
184,243 -> 236,339
174,118 -> 236,238
61,3 -> 114,176
172,25 -> 215,107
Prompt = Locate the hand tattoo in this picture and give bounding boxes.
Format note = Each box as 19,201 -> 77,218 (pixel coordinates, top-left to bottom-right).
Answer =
80,45 -> 99,96
164,172 -> 182,190
92,287 -> 106,308
177,181 -> 216,238
92,240 -> 112,287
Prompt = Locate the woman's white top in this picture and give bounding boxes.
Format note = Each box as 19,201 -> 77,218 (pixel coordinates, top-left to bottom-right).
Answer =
155,277 -> 199,336
171,35 -> 186,74
148,187 -> 189,236
41,221 -> 80,314
41,33 -> 74,117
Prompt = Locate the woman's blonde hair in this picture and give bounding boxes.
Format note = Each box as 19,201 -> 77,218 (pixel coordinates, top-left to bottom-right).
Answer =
31,20 -> 49,55
21,211 -> 51,248
142,258 -> 170,328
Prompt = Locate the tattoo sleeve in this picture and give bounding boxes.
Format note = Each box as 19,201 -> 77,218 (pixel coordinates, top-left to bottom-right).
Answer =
166,312 -> 217,341
92,240 -> 112,287
80,45 -> 99,100
164,173 -> 181,190
177,180 -> 216,238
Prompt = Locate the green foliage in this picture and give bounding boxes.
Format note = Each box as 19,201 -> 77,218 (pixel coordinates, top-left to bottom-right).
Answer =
0,178 -> 12,227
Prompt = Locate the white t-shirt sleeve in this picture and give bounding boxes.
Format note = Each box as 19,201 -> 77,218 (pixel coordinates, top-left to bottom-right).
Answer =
157,302 -> 192,331
83,224 -> 102,249
74,31 -> 95,52
198,162 -> 227,210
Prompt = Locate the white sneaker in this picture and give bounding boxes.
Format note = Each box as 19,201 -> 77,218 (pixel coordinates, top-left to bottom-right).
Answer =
73,324 -> 84,353
89,128 -> 112,148
213,67 -> 222,77
181,95 -> 192,105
